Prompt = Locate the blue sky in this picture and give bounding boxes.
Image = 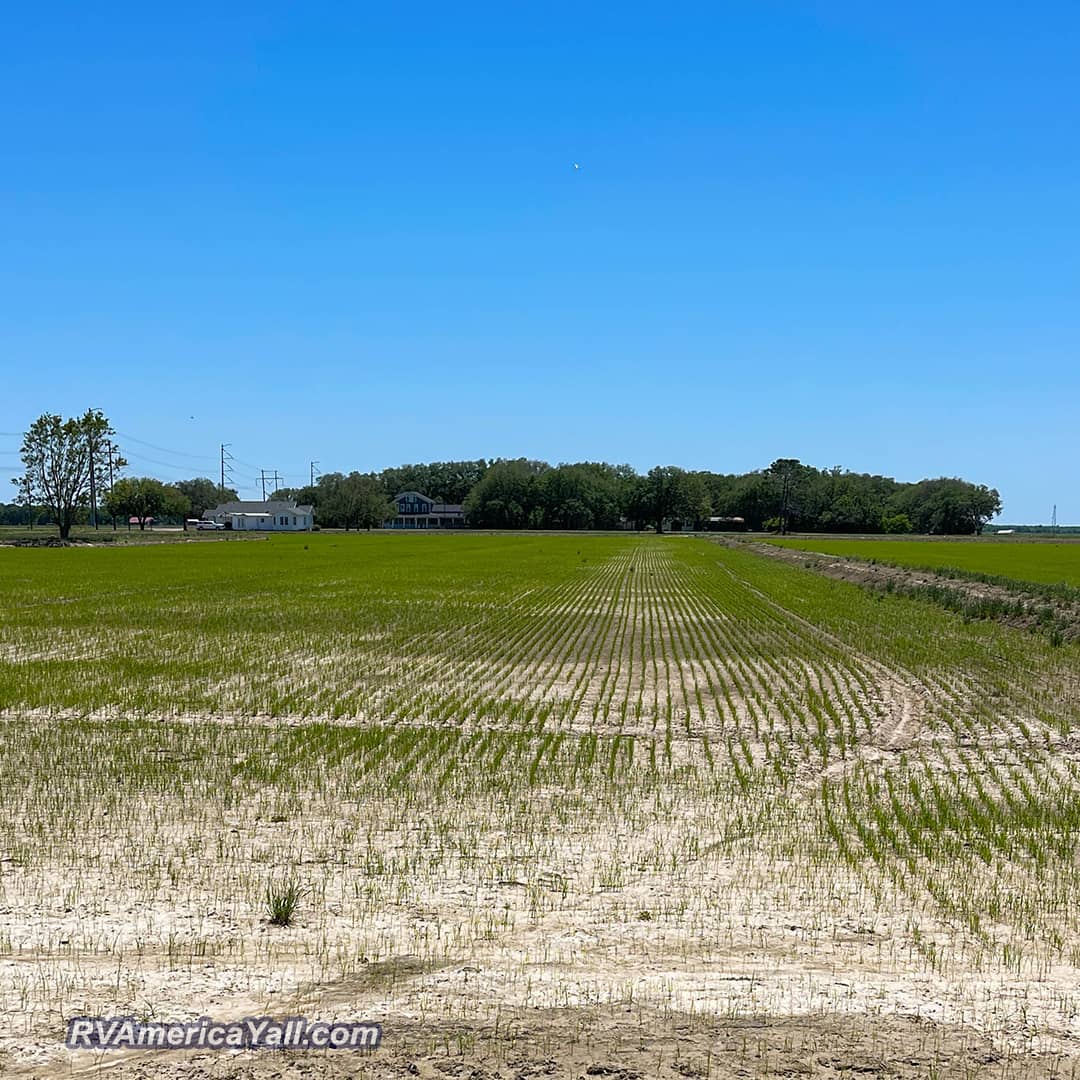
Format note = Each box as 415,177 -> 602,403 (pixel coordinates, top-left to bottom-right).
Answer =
2,3 -> 1077,521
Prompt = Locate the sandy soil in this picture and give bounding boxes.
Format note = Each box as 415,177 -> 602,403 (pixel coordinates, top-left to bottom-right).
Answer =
4,757 -> 1080,1079
4,544 -> 1080,1077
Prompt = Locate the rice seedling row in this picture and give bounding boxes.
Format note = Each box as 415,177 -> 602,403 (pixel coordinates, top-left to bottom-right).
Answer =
2,534 -> 1080,1070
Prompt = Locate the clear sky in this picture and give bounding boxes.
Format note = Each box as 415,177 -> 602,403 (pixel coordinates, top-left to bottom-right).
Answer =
2,3 -> 1077,521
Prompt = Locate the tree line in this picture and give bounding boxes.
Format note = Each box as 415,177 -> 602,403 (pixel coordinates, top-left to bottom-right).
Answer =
6,411 -> 1002,537
280,457 -> 1002,535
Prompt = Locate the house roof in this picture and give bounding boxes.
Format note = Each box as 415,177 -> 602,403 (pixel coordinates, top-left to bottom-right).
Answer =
208,501 -> 313,518
393,491 -> 463,514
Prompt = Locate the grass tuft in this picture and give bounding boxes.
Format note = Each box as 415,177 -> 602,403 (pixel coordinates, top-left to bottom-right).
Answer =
264,878 -> 303,926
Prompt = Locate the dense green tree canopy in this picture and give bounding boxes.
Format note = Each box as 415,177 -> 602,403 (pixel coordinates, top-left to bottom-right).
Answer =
174,477 -> 238,517
891,479 -> 1002,536
8,413 -> 1004,536
104,477 -> 189,530
314,472 -> 396,531
293,458 -> 1002,535
463,459 -> 548,529
379,460 -> 488,506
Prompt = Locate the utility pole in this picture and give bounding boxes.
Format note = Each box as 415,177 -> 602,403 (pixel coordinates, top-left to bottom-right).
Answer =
82,409 -> 115,531
21,475 -> 33,530
102,440 -> 127,530
105,439 -> 116,530
1052,504 -> 1058,534
88,420 -> 99,530
220,444 -> 234,498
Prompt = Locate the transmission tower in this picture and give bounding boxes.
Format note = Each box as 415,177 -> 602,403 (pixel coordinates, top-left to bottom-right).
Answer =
220,444 -> 234,498
260,470 -> 283,501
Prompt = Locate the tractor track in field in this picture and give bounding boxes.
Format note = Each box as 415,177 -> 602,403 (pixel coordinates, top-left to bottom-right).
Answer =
712,553 -> 937,786
16,1005 -> 1064,1080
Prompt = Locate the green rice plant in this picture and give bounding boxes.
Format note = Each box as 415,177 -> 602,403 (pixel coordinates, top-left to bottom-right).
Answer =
264,878 -> 303,926
771,536 -> 1080,591
2,531 -> 1080,1063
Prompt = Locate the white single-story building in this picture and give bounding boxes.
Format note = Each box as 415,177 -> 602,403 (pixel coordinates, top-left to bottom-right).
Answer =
204,500 -> 314,531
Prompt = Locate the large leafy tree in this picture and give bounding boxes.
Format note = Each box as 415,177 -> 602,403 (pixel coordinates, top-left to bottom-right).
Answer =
707,471 -> 774,530
626,466 -> 708,533
625,469 -> 662,533
538,462 -> 630,530
105,477 -> 189,530
463,459 -> 549,528
18,412 -> 120,539
891,479 -> 1002,535
766,458 -> 809,535
174,477 -> 238,518
318,472 -> 396,530
380,460 -> 489,504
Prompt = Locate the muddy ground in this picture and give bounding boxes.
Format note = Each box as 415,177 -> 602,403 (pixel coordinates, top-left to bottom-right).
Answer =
11,1007 -> 1074,1080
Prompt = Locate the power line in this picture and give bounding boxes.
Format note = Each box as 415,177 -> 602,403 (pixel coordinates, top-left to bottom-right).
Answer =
114,431 -> 217,462
122,449 -> 205,473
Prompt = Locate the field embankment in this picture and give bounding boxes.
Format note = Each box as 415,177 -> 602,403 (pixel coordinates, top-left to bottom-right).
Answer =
763,536 -> 1080,643
770,536 -> 1080,589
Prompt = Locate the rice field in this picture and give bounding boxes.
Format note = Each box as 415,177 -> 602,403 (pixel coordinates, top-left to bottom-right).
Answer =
2,533 -> 1080,1076
770,536 -> 1080,591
